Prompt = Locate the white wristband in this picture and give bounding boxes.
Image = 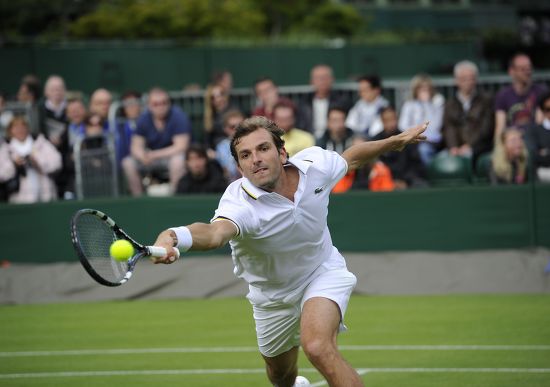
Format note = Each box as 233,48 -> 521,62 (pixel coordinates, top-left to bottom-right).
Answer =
169,226 -> 193,252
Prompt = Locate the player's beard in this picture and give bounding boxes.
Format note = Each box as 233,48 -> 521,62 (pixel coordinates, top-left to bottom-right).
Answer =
252,162 -> 282,192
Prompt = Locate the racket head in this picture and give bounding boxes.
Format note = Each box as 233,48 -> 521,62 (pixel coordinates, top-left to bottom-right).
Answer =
70,209 -> 144,287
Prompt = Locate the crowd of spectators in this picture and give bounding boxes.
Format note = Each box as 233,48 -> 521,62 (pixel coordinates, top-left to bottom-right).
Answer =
0,52 -> 548,204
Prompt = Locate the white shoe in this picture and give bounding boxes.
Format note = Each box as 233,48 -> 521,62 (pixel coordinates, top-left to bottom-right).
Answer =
294,375 -> 311,386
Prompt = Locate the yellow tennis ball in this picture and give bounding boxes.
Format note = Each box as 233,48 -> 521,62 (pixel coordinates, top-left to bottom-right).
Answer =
110,240 -> 134,261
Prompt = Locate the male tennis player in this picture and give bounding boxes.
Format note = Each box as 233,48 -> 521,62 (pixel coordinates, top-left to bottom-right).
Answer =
153,116 -> 427,387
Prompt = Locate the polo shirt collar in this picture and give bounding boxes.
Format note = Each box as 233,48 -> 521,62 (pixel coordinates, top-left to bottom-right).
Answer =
240,157 -> 312,200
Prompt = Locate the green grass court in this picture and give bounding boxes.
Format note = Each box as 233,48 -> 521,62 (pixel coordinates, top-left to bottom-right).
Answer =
1,294 -> 549,386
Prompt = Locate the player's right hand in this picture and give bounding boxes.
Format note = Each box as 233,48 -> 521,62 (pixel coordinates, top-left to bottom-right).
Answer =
151,230 -> 179,264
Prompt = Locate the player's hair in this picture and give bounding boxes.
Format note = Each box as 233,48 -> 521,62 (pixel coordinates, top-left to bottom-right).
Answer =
230,116 -> 285,163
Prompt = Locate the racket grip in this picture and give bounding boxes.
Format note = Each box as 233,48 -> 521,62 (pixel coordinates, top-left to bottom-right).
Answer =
147,246 -> 181,260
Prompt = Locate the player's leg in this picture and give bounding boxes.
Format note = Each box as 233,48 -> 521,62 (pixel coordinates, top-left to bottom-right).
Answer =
262,346 -> 299,387
300,297 -> 363,387
250,287 -> 303,386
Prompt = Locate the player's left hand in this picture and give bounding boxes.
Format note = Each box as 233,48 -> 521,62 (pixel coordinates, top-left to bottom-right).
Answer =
395,121 -> 429,151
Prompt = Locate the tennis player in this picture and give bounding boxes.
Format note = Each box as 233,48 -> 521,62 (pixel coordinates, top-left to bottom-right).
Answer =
153,116 -> 427,387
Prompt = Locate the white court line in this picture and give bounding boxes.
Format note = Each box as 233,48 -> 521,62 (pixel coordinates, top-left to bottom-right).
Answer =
1,345 -> 549,357
1,368 -> 550,380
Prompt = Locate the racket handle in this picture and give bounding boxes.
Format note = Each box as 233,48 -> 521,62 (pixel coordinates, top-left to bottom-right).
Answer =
147,246 -> 181,260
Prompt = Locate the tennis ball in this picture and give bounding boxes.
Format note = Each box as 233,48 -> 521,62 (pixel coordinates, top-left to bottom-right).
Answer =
110,240 -> 134,261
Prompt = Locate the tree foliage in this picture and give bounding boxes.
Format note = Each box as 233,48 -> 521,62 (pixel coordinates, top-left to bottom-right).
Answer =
0,0 -> 363,42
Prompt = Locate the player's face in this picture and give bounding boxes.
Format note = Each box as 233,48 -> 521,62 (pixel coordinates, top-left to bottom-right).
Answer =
235,128 -> 287,191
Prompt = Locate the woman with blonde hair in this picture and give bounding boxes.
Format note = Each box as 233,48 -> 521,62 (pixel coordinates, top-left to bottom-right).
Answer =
398,73 -> 444,166
203,83 -> 234,150
4,115 -> 62,203
491,127 -> 529,185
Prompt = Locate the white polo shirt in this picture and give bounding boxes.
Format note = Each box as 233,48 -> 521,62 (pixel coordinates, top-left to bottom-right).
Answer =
211,146 -> 349,300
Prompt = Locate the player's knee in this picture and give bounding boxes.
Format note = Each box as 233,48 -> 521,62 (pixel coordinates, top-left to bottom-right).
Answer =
301,337 -> 335,365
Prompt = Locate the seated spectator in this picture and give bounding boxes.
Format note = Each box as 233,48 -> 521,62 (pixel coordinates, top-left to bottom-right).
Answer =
4,116 -> 62,203
81,113 -> 108,150
252,77 -> 295,120
372,107 -> 427,189
122,87 -> 191,196
215,109 -> 244,183
273,101 -> 315,157
66,98 -> 87,147
211,69 -> 233,96
0,91 -> 14,137
491,127 -> 529,185
316,106 -> 355,154
399,73 -> 444,166
176,144 -> 227,194
89,88 -> 112,131
298,64 -> 351,138
443,61 -> 494,164
56,97 -> 87,199
40,75 -> 68,148
345,75 -> 388,138
314,106 -> 369,192
0,137 -> 16,202
525,91 -> 550,182
494,53 -> 547,140
203,83 -> 237,149
16,74 -> 42,135
116,91 -> 142,165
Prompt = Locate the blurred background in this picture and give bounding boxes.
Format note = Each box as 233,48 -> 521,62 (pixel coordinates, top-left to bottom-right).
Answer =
1,0 -> 550,93
0,0 -> 549,299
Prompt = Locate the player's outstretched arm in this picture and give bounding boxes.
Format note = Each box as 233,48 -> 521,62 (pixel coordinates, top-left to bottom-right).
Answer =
151,220 -> 238,264
342,121 -> 429,171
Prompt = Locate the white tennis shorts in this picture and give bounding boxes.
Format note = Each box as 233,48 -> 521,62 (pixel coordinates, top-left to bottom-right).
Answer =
247,267 -> 357,358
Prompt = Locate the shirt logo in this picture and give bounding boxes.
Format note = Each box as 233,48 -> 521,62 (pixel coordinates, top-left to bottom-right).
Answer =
314,186 -> 325,194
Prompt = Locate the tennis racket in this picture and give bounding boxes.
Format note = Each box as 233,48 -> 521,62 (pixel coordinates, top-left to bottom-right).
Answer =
70,208 -> 180,287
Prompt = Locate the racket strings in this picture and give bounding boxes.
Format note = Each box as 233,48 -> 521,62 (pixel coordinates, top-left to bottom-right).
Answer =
75,214 -> 128,283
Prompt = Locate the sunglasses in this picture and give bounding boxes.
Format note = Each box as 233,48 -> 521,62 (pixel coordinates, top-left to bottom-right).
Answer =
151,100 -> 169,107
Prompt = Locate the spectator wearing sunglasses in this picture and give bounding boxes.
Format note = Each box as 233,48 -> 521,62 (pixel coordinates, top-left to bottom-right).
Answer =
122,87 -> 191,196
